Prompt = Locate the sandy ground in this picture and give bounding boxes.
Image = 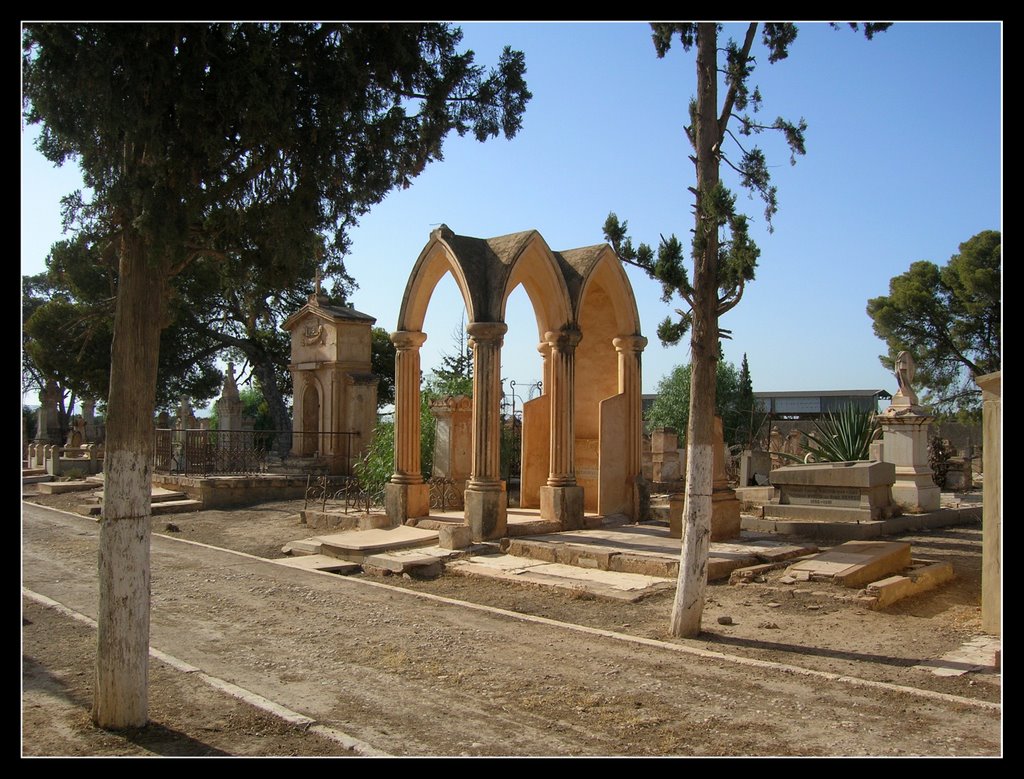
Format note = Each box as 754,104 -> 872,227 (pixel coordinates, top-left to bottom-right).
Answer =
21,487 -> 1001,757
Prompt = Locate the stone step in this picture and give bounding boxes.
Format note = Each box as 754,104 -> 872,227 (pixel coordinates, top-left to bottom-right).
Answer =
80,498 -> 204,517
23,467 -> 47,477
36,481 -> 96,495
500,527 -> 817,583
151,499 -> 204,515
23,475 -> 54,485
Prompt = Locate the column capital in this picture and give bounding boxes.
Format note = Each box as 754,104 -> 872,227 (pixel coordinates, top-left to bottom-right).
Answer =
391,330 -> 427,350
613,334 -> 648,354
544,325 -> 582,352
466,321 -> 508,345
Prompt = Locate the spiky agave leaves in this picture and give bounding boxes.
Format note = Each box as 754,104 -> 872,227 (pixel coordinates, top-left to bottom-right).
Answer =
777,404 -> 881,463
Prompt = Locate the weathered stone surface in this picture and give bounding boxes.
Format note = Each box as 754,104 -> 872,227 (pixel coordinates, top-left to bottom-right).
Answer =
864,560 -> 954,609
766,460 -> 897,522
438,523 -> 473,550
539,484 -> 583,530
786,541 -> 912,589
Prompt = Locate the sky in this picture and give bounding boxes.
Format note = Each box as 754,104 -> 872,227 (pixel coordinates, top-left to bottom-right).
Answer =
20,21 -> 1003,411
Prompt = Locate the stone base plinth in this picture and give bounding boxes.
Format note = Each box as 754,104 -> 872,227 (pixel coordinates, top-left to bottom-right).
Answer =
667,491 -> 741,540
540,485 -> 584,529
892,476 -> 941,513
465,486 -> 508,541
711,489 -> 742,540
385,481 -> 429,525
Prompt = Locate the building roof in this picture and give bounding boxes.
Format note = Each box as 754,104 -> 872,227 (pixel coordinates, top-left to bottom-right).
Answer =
754,389 -> 892,399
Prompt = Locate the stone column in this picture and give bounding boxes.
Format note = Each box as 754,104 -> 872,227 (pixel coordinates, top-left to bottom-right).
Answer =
976,371 -> 1000,636
537,341 -> 551,396
540,326 -> 583,528
385,330 -> 429,525
614,335 -> 647,520
464,322 -> 508,540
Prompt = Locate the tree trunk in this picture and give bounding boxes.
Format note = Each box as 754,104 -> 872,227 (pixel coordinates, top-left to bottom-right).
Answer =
251,348 -> 292,458
669,22 -> 721,639
93,230 -> 167,729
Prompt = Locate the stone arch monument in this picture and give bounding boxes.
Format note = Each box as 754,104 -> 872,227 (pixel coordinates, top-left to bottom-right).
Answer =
386,225 -> 647,541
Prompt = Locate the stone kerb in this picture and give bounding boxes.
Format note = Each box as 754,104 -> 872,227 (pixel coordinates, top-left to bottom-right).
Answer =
765,460 -> 898,523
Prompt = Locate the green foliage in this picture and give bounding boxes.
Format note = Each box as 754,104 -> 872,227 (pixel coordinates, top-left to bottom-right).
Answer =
734,353 -> 766,447
353,420 -> 394,498
867,230 -> 1000,418
23,22 -> 531,429
778,405 -> 880,463
646,359 -> 749,446
371,328 -> 397,409
22,257 -> 223,413
432,316 -> 473,388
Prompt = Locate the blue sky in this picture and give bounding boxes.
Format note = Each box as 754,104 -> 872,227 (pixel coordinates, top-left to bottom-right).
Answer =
21,21 -> 1002,409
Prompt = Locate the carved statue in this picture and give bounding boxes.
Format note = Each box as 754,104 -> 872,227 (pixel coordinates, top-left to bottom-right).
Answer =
893,351 -> 919,406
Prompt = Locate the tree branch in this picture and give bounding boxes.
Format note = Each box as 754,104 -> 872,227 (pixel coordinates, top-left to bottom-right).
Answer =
718,276 -> 746,315
718,23 -> 759,139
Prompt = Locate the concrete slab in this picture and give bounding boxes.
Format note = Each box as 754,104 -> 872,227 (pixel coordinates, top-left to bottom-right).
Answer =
37,481 -> 96,494
915,635 -> 1002,676
317,526 -> 440,562
743,505 -> 981,540
281,539 -> 323,556
447,555 -> 674,603
22,475 -> 54,485
363,549 -> 448,573
785,541 -> 912,588
274,554 -> 361,574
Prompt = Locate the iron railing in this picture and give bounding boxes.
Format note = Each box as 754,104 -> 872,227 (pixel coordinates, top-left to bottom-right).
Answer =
153,429 -> 359,476
303,473 -> 382,514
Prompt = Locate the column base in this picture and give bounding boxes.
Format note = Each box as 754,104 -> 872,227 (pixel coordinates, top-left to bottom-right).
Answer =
385,482 -> 429,526
465,485 -> 507,542
540,485 -> 584,529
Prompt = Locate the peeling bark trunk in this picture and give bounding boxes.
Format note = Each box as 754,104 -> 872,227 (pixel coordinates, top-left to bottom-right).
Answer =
669,23 -> 721,638
93,229 -> 167,728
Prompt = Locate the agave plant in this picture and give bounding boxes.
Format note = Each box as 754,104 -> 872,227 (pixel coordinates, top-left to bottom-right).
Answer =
778,405 -> 881,463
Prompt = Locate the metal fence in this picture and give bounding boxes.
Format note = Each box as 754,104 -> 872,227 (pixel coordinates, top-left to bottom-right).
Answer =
303,473 -> 383,514
153,429 -> 359,476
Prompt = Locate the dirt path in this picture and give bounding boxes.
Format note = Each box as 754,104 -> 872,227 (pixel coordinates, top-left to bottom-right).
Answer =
21,494 -> 1001,756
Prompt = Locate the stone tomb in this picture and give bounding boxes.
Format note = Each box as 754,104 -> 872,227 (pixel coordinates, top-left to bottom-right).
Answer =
765,460 -> 898,523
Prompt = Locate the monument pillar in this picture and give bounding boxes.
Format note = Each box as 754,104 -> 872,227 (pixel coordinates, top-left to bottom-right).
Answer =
464,322 -> 508,541
614,335 -> 648,519
35,379 -> 62,444
976,371 -> 1000,635
385,330 -> 429,524
875,351 -> 940,512
540,325 -> 584,529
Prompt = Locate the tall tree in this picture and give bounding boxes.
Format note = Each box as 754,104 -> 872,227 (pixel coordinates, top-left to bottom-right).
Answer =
604,22 -> 888,637
23,22 -> 530,727
867,230 -> 1000,418
735,352 -> 758,447
646,357 -> 743,445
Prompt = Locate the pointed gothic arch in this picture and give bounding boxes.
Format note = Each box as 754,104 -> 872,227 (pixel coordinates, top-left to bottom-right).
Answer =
387,225 -> 646,540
